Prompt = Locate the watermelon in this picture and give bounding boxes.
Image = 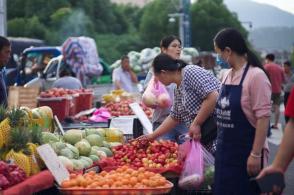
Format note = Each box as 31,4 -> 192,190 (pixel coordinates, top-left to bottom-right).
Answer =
75,140 -> 91,156
80,156 -> 93,167
85,134 -> 104,147
50,141 -> 66,154
63,129 -> 83,145
59,148 -> 74,159
66,144 -> 79,159
71,159 -> 84,171
42,132 -> 59,144
89,155 -> 100,162
97,147 -> 113,157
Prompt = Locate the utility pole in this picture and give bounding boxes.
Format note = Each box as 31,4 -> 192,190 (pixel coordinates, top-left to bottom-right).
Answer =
0,0 -> 7,36
168,0 -> 191,47
182,0 -> 191,47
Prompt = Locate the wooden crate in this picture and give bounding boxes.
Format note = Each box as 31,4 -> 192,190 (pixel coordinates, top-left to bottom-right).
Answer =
8,86 -> 40,109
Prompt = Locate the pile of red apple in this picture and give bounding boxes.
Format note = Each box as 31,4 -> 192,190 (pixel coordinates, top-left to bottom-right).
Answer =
39,88 -> 93,98
104,100 -> 153,118
109,140 -> 179,169
0,161 -> 27,190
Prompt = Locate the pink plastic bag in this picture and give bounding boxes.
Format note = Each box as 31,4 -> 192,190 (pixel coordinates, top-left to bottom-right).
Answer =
89,107 -> 111,122
142,76 -> 171,109
178,140 -> 204,190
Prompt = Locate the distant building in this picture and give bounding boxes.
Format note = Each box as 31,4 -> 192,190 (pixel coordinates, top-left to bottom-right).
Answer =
111,0 -> 152,7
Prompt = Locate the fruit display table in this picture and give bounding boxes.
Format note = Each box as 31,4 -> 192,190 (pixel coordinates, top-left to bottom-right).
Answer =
3,170 -> 55,195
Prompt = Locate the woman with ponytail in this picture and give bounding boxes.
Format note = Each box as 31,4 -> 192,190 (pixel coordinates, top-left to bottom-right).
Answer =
213,28 -> 271,195
141,53 -> 220,152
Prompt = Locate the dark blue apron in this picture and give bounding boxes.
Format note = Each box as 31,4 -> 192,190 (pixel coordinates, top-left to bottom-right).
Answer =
214,64 -> 258,195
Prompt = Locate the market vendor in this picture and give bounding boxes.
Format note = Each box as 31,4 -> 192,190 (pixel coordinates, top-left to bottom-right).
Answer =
141,53 -> 220,152
144,35 -> 188,144
52,63 -> 82,90
213,28 -> 271,195
0,36 -> 11,108
112,55 -> 138,92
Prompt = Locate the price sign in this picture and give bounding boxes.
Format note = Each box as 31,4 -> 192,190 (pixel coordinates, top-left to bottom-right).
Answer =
37,144 -> 69,185
129,102 -> 153,134
110,117 -> 134,134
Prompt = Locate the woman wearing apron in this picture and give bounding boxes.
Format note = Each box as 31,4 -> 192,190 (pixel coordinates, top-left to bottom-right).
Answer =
213,28 -> 271,195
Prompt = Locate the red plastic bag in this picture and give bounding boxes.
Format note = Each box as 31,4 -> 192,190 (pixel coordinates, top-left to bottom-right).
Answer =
178,140 -> 204,190
142,76 -> 171,109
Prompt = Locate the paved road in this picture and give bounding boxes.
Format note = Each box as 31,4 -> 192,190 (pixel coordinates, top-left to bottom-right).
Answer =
268,105 -> 294,195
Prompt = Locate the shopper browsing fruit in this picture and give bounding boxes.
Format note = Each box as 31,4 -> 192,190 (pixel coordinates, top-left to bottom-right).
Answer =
213,28 -> 271,195
0,36 -> 11,108
141,53 -> 220,152
143,35 -> 188,144
52,63 -> 82,90
112,55 -> 138,92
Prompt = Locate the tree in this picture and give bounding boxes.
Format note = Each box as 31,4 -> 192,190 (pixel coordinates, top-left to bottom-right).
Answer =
8,16 -> 47,39
190,0 -> 247,51
95,34 -> 144,64
139,0 -> 178,47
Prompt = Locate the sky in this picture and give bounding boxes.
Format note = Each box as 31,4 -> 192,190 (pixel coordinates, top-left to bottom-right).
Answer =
252,0 -> 294,14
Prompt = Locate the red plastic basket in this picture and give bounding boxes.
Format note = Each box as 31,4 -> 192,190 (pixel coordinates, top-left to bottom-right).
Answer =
76,92 -> 94,113
69,94 -> 79,116
58,181 -> 173,195
37,96 -> 72,121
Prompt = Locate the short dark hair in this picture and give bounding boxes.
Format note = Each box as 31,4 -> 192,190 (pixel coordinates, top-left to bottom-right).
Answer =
283,60 -> 291,67
265,54 -> 275,61
121,55 -> 129,61
152,53 -> 186,74
160,35 -> 181,49
0,36 -> 10,51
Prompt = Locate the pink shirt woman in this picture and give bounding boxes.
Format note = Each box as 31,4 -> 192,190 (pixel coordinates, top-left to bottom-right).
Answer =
222,64 -> 271,165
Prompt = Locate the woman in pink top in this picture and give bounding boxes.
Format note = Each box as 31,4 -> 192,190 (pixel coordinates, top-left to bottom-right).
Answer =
213,28 -> 271,195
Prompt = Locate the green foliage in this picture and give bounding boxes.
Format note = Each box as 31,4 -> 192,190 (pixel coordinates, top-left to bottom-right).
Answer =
8,16 -> 48,39
190,0 -> 247,51
139,0 -> 178,47
8,127 -> 30,152
95,34 -> 145,64
7,0 -> 251,64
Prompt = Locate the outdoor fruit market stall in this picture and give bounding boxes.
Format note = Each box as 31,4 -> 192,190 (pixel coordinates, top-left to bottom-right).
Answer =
0,87 -> 214,195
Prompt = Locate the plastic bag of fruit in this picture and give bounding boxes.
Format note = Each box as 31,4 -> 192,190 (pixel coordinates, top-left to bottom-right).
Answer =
142,76 -> 171,109
202,145 -> 215,188
178,140 -> 204,190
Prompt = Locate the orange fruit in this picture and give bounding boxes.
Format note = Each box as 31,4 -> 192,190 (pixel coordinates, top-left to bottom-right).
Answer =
100,171 -> 107,177
129,177 -> 138,186
61,180 -> 72,188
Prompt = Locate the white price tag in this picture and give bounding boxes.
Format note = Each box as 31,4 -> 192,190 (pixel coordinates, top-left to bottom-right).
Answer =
37,144 -> 70,185
110,117 -> 134,134
129,102 -> 153,134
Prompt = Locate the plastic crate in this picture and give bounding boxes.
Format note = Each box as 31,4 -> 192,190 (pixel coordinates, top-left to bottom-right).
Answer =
38,96 -> 72,121
8,86 -> 39,109
76,92 -> 93,113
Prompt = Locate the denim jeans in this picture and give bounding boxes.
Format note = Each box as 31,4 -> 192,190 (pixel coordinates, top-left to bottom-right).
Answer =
153,122 -> 188,144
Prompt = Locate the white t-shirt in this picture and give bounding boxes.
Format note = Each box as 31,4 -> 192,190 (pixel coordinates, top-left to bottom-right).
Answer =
52,76 -> 82,89
112,66 -> 134,92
